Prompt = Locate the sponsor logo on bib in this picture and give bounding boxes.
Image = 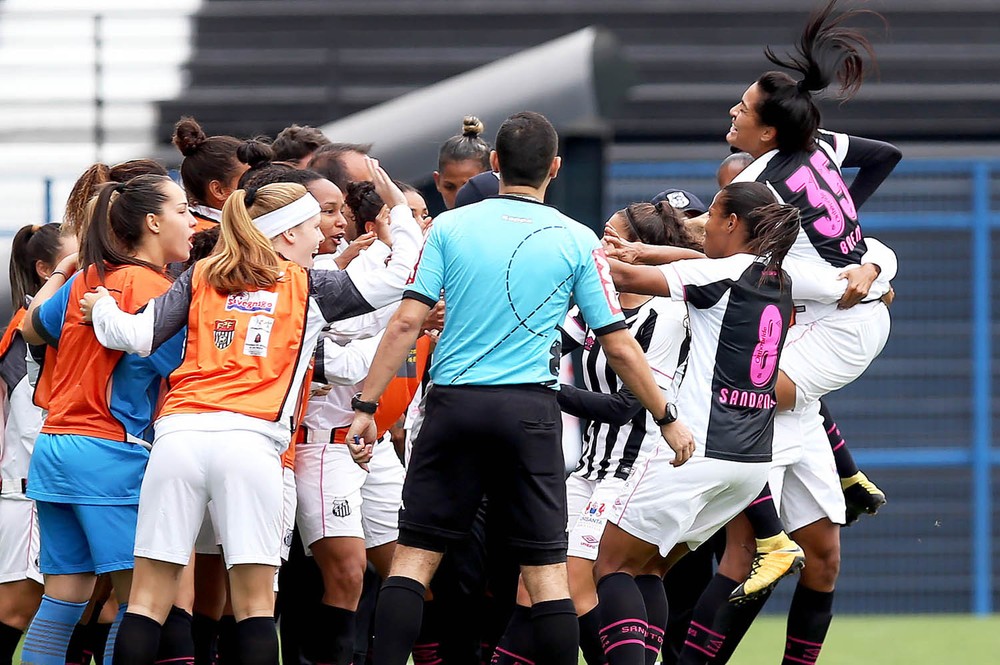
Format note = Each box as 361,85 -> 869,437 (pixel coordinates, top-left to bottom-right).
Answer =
225,290 -> 278,314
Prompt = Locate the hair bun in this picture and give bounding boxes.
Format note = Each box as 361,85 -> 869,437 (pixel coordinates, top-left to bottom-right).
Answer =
172,116 -> 208,156
237,137 -> 275,170
462,116 -> 485,138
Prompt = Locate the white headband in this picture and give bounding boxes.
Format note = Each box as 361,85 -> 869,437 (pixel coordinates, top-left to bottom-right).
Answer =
253,193 -> 321,238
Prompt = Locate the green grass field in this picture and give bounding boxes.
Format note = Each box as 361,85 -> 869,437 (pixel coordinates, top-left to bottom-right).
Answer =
717,615 -> 1000,664
14,615 -> 1000,664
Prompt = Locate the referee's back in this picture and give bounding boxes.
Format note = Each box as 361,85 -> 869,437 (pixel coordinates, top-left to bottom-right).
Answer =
405,195 -> 624,388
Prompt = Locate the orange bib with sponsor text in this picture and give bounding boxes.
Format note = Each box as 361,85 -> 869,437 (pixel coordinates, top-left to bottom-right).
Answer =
160,261 -> 310,426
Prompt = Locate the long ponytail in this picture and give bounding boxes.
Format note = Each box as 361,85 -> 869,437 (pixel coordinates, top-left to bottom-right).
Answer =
9,224 -> 64,308
81,175 -> 172,283
756,0 -> 882,153
200,183 -> 309,294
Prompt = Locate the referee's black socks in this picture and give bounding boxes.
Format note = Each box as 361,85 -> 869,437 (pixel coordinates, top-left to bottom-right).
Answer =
782,585 -> 833,665
373,576 -> 426,665
530,599 -> 578,665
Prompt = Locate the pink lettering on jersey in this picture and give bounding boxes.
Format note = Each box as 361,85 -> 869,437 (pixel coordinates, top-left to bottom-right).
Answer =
591,248 -> 623,316
717,388 -> 775,410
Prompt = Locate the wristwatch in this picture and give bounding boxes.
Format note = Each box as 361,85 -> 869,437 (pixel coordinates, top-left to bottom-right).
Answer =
351,392 -> 379,415
653,403 -> 678,426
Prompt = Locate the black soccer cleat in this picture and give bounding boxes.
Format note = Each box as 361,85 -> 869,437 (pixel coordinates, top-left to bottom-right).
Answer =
842,471 -> 886,526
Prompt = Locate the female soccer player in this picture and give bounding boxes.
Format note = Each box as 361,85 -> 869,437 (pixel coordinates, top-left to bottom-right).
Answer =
433,116 -> 492,210
18,175 -> 196,665
592,182 -> 800,665
0,223 -> 76,665
79,162 -> 421,665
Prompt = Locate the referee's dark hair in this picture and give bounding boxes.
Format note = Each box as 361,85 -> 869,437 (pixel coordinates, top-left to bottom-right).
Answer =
720,181 -> 800,288
308,142 -> 373,191
756,0 -> 881,153
494,111 -> 558,188
273,124 -> 330,163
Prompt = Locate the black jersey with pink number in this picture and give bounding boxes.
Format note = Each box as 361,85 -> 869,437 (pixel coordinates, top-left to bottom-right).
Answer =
660,255 -> 793,462
732,132 -> 866,269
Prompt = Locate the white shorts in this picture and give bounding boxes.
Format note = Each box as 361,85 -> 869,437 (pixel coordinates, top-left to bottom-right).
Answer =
280,466 -> 297,562
610,448 -> 770,557
295,435 -> 402,553
780,302 -> 890,409
769,403 -> 846,533
194,504 -> 221,556
566,473 -> 627,561
135,429 -> 284,568
0,496 -> 41,584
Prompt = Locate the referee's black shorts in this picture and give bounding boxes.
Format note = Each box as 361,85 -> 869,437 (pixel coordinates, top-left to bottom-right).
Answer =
399,383 -> 567,566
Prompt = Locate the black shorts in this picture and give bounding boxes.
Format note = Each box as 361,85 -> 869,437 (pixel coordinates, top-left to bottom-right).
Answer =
399,384 -> 567,566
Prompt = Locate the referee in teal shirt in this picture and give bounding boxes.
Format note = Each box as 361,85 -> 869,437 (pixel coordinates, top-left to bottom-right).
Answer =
348,112 -> 693,665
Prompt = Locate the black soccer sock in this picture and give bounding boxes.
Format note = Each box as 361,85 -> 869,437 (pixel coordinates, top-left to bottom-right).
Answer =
88,622 -> 113,665
372,577 -> 425,665
156,607 -> 194,665
743,485 -> 784,540
216,616 -> 238,665
530,600 -> 578,665
305,604 -> 356,665
413,600 -> 443,665
596,573 -> 647,665
782,585 -> 834,665
662,540 -> 718,665
491,605 -> 534,665
710,587 -> 772,664
676,574 -> 738,665
112,612 -> 162,665
819,400 -> 858,479
635,576 -> 667,665
578,607 -> 607,665
191,613 -> 218,665
0,621 -> 22,665
65,621 -> 89,665
234,617 -> 277,665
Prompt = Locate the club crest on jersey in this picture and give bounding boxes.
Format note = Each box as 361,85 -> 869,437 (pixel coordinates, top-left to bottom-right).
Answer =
225,290 -> 278,314
331,499 -> 351,518
213,319 -> 236,349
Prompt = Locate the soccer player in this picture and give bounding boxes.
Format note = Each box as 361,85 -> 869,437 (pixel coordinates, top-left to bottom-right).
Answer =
345,111 -> 690,665
18,175 -> 197,665
433,116 -> 492,210
0,224 -> 76,665
593,182 -> 800,665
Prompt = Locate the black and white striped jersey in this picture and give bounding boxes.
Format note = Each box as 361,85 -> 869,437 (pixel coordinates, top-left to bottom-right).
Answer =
661,254 -> 793,463
560,297 -> 688,481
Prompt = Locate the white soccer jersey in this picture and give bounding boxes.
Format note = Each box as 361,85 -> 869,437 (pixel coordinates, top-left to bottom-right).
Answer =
661,254 -> 794,462
561,297 -> 687,481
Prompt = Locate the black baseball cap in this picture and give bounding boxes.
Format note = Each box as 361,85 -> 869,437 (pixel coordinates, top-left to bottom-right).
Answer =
650,189 -> 708,215
454,171 -> 501,208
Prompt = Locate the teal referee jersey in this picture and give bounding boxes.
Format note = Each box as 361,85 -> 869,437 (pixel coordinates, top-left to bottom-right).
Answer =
404,195 -> 626,388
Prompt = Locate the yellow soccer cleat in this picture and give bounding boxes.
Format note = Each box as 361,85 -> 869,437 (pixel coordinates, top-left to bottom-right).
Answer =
729,532 -> 805,604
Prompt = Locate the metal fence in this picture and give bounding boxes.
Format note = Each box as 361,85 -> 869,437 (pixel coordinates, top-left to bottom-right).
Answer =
607,158 -> 999,615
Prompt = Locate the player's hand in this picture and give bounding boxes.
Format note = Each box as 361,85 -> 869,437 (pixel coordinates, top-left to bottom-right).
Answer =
603,228 -> 646,265
373,205 -> 393,247
880,286 -> 895,308
660,419 -> 695,467
421,301 -> 445,335
367,157 -> 408,209
79,286 -> 111,322
334,232 -> 377,269
347,413 -> 378,472
54,252 -> 80,278
837,264 -> 879,309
